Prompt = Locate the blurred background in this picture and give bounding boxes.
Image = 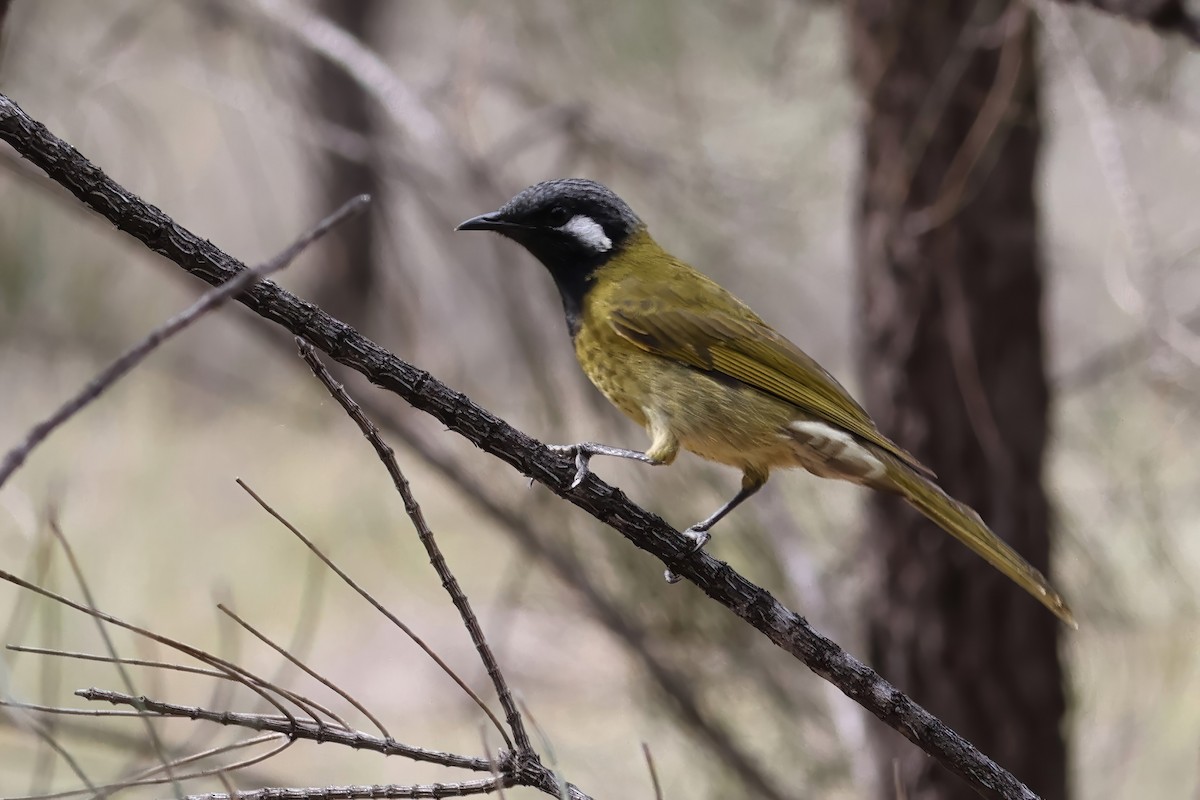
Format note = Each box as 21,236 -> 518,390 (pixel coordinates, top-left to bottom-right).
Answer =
1,1 -> 1198,798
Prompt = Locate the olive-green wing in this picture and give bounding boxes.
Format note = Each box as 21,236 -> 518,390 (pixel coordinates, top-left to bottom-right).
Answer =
609,302 -> 935,479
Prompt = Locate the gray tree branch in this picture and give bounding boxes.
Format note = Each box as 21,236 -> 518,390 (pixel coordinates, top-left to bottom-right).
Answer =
0,91 -> 1036,800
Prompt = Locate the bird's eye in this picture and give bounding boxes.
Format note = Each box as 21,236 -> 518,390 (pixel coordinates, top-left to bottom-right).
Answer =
545,205 -> 572,227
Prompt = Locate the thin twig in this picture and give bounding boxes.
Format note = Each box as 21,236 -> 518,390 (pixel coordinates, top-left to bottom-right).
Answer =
14,623 -> 350,742
140,735 -> 292,796
642,742 -> 664,800
45,517 -> 182,795
185,778 -> 504,800
198,589 -> 244,761
0,566 -> 309,734
264,547 -> 330,705
233,478 -> 512,748
73,685 -> 588,800
0,91 -> 1040,800
1,699 -> 144,718
0,700 -> 292,786
515,699 -> 570,800
0,193 -> 369,489
75,687 -> 490,771
7,645 -> 362,726
29,512 -> 65,799
0,702 -> 98,797
309,392 -> 793,800
1,513 -> 56,656
297,338 -> 532,754
3,735 -> 290,800
215,603 -> 375,735
480,727 -> 509,800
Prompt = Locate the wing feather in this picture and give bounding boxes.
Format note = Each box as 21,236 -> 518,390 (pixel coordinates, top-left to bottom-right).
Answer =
609,299 -> 934,479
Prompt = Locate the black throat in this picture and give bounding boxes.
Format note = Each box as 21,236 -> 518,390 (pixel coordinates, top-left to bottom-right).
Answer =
509,231 -> 615,339
546,262 -> 601,338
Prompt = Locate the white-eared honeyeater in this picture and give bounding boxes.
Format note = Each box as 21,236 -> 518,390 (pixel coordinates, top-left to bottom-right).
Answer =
457,178 -> 1074,626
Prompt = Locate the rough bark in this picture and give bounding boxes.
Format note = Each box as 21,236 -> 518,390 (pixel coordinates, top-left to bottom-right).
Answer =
849,2 -> 1066,799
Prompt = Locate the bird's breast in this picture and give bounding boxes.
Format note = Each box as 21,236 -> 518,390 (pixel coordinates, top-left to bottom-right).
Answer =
573,315 -> 651,426
572,315 -> 802,471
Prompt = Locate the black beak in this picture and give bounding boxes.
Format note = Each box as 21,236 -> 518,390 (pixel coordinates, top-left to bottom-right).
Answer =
456,211 -> 512,232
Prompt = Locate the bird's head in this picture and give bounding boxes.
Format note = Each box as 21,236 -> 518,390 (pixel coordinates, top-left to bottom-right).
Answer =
456,178 -> 643,276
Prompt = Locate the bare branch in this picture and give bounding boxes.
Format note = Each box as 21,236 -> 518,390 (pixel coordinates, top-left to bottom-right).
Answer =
45,518 -> 182,792
74,686 -> 595,799
0,701 -> 98,797
296,339 -> 533,755
151,735 -> 294,797
2,699 -> 144,718
215,604 -> 364,734
318,396 -> 792,800
3,735 -> 292,800
8,645 -> 367,728
185,779 -> 505,800
0,192 -> 369,489
0,702 -> 292,793
233,479 -> 512,749
75,687 -> 490,771
0,91 -> 1039,800
0,565 -> 319,736
479,728 -> 508,800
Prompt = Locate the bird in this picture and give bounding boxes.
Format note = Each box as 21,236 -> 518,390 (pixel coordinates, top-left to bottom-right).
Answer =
457,178 -> 1075,626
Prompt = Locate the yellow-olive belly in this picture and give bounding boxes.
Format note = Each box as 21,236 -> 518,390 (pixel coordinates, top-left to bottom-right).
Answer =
573,326 -> 890,487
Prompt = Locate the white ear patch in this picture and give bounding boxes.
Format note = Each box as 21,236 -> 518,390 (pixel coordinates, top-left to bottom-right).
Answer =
560,214 -> 612,252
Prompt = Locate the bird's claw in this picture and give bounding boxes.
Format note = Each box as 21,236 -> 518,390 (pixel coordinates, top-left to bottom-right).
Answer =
664,526 -> 712,584
546,444 -> 592,490
682,527 -> 711,552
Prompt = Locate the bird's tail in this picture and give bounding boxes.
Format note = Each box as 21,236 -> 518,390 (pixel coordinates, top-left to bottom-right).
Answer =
882,458 -> 1076,628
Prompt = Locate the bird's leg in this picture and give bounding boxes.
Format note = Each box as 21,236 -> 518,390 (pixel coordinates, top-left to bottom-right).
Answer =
665,471 -> 767,584
548,423 -> 679,490
546,442 -> 664,490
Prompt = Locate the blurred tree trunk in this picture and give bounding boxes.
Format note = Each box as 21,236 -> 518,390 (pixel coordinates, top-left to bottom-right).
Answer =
848,2 -> 1066,799
307,0 -> 384,326
0,1 -> 12,52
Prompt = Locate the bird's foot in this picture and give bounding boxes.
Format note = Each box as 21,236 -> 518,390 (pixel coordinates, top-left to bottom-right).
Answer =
545,443 -> 593,490
683,527 -> 712,551
664,526 -> 712,584
546,441 -> 659,490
